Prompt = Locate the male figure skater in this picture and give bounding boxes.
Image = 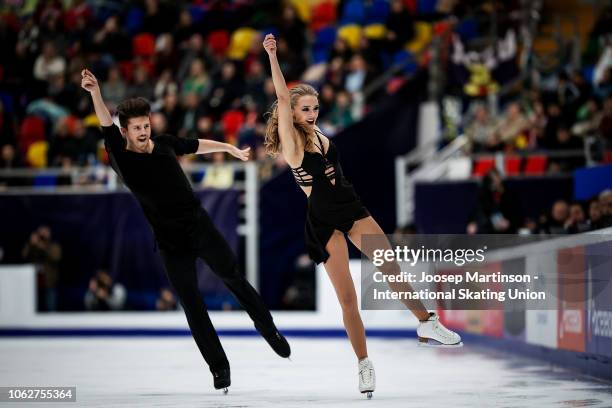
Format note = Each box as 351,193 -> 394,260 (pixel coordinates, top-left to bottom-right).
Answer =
81,69 -> 290,392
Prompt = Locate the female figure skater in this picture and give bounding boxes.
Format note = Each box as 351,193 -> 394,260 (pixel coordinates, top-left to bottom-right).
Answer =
262,34 -> 461,398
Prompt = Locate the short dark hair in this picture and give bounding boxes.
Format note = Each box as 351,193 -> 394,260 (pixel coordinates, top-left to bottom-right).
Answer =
116,97 -> 151,128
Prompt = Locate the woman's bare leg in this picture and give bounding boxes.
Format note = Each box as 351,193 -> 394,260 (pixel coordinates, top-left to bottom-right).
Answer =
348,216 -> 430,321
324,230 -> 368,359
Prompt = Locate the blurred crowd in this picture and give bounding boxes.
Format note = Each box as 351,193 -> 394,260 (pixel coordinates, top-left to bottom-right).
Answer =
467,168 -> 612,235
461,5 -> 612,173
0,0 -> 466,177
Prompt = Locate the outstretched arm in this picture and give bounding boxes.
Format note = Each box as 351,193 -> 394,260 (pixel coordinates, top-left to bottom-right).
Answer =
81,69 -> 113,126
263,34 -> 299,165
196,139 -> 250,161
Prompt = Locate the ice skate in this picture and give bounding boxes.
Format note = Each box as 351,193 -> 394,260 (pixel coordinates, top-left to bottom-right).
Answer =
358,357 -> 375,399
212,368 -> 230,394
257,325 -> 291,358
417,312 -> 463,347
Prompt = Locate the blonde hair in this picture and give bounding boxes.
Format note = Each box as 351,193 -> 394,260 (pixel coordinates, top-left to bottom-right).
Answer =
264,84 -> 319,157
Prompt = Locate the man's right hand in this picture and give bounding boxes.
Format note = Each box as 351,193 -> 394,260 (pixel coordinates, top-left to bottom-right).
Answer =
81,69 -> 100,94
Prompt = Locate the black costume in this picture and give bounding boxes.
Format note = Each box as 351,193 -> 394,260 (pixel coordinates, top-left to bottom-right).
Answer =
291,130 -> 370,264
102,125 -> 281,375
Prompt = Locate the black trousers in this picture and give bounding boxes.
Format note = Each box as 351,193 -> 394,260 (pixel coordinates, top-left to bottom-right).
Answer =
159,211 -> 275,373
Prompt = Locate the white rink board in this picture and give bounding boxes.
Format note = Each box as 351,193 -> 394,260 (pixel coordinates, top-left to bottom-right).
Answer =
0,261 -> 418,331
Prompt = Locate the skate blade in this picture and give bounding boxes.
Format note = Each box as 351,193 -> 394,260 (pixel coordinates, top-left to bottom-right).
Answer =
361,390 -> 374,399
417,337 -> 464,348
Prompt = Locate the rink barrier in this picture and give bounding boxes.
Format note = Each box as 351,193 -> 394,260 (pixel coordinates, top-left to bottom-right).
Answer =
0,328 -> 416,338
439,227 -> 612,381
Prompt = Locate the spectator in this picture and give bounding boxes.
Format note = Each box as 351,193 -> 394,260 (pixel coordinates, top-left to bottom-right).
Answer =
565,202 -> 590,233
493,102 -> 529,147
599,189 -> 612,228
465,104 -> 497,152
540,200 -> 570,234
181,58 -> 211,100
328,90 -> 354,130
84,270 -> 127,311
101,65 -> 126,110
126,65 -> 155,101
202,152 -> 234,188
33,41 -> 65,82
156,288 -> 178,311
386,0 -> 415,52
467,168 -> 520,234
92,15 -> 130,62
598,96 -> 612,145
588,198 -> 604,230
22,226 -> 62,311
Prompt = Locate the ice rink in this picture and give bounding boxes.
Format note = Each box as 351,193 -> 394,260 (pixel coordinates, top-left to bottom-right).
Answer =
1,336 -> 611,407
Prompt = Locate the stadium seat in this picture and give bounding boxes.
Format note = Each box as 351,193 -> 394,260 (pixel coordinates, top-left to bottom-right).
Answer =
364,24 -> 386,40
19,115 -> 46,156
392,50 -> 417,74
406,22 -> 432,54
188,5 -> 205,25
365,0 -> 390,24
338,24 -> 363,50
603,150 -> 612,164
222,110 -> 246,142
132,33 -> 155,58
313,26 -> 337,49
504,155 -> 521,176
523,155 -> 548,175
417,0 -> 438,15
124,7 -> 144,35
288,0 -> 310,23
207,30 -> 230,57
472,156 -> 496,177
227,28 -> 258,60
26,140 -> 49,169
340,0 -> 365,25
310,1 -> 337,32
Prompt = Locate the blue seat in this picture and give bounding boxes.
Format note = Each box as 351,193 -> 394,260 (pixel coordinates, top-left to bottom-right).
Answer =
125,7 -> 144,35
393,50 -> 417,75
188,5 -> 205,25
366,0 -> 390,24
314,26 -> 337,49
417,0 -> 437,15
456,18 -> 479,42
341,0 -> 365,25
33,175 -> 57,188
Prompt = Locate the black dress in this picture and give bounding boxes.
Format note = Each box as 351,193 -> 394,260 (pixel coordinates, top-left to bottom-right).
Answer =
291,130 -> 370,264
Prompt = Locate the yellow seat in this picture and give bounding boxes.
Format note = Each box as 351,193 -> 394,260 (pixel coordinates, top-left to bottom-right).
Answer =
364,24 -> 386,40
406,22 -> 432,54
26,141 -> 49,169
227,28 -> 259,60
289,0 -> 310,22
338,24 -> 362,50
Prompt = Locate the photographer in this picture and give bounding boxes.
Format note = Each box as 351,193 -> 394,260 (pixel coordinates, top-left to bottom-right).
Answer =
22,225 -> 62,311
84,270 -> 126,311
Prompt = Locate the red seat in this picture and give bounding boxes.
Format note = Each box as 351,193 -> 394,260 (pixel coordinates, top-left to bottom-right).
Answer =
311,1 -> 337,32
222,110 -> 245,143
604,150 -> 612,164
523,155 -> 548,175
19,115 -> 46,156
132,33 -> 156,58
504,155 -> 521,176
472,157 -> 495,177
207,30 -> 230,56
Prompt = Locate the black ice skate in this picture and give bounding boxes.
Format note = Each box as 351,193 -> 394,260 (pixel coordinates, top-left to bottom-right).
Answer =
212,368 -> 231,394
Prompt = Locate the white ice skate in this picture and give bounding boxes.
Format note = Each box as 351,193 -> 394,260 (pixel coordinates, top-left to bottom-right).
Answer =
416,312 -> 463,347
358,357 -> 376,399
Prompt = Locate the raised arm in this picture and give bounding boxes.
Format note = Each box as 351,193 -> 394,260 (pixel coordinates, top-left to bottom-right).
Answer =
81,69 -> 113,126
263,34 -> 300,165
